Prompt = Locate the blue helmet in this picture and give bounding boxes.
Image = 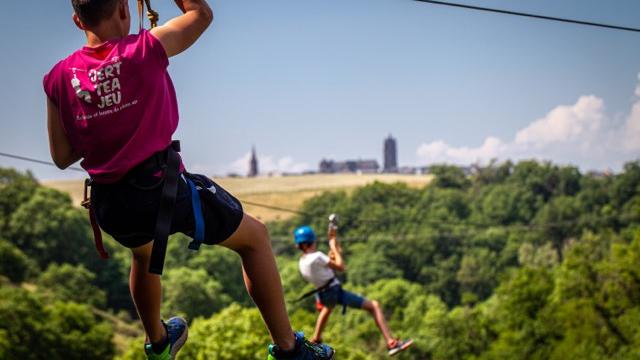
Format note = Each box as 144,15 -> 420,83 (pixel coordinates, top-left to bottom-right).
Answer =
294,225 -> 316,245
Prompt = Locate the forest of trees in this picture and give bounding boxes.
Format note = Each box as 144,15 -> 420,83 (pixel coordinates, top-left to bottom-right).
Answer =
1,159 -> 639,359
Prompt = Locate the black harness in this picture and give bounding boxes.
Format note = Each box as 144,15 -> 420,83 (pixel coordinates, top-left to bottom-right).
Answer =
84,140 -> 206,275
295,277 -> 338,302
147,140 -> 181,275
295,277 -> 348,315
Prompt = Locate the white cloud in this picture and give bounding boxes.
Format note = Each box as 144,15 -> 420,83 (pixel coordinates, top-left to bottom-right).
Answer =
624,80 -> 640,151
416,74 -> 640,169
228,152 -> 310,175
417,137 -> 505,165
514,95 -> 604,147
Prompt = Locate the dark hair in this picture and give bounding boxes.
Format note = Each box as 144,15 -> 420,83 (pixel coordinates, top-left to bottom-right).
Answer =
72,0 -> 120,27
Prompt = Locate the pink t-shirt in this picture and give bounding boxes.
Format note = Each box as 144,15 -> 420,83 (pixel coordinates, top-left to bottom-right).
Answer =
43,30 -> 179,183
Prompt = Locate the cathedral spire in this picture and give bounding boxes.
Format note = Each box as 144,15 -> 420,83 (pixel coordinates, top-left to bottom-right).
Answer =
248,145 -> 259,177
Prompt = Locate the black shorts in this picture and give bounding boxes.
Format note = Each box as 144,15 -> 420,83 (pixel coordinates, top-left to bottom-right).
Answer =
91,172 -> 244,249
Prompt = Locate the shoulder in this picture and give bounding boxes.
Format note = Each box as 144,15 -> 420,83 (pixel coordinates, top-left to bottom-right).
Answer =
309,251 -> 330,264
130,30 -> 169,68
44,53 -> 75,80
43,52 -> 80,100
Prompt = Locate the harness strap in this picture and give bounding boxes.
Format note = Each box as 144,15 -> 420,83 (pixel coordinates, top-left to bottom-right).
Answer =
138,0 -> 159,31
295,277 -> 337,302
148,141 -> 181,275
184,175 -> 205,251
82,179 -> 109,259
337,287 -> 347,315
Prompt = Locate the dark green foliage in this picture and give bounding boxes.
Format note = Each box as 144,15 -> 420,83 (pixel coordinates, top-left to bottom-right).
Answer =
165,236 -> 251,306
180,304 -> 271,360
534,196 -> 582,260
345,243 -> 402,286
6,187 -> 95,268
472,159 -> 512,186
430,164 -> 472,189
0,238 -> 36,283
0,285 -> 113,360
0,285 -> 53,360
474,183 -> 540,225
2,159 -> 640,359
38,263 -> 107,309
456,247 -> 499,301
162,267 -> 232,321
46,301 -> 115,360
0,168 -> 38,233
611,161 -> 640,208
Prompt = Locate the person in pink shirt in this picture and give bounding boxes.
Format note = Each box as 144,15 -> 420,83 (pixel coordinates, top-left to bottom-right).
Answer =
44,1 -> 334,359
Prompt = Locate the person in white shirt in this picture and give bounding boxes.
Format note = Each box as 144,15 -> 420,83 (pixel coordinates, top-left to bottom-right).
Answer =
295,225 -> 413,356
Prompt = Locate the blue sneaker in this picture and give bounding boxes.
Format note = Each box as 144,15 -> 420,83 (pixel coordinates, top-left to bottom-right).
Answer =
267,332 -> 335,359
144,317 -> 189,360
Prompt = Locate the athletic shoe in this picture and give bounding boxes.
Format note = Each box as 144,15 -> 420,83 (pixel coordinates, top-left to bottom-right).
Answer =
144,317 -> 189,360
267,331 -> 335,359
388,339 -> 413,356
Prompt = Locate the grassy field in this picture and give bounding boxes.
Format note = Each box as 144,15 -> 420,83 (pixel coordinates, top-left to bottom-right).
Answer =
44,173 -> 432,222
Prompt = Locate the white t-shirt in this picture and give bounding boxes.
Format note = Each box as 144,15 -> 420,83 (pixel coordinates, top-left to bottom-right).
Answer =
299,251 -> 339,288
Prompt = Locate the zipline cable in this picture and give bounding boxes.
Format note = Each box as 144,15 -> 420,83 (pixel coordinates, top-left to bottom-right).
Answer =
0,152 -> 84,173
413,0 -> 640,34
242,200 -> 312,216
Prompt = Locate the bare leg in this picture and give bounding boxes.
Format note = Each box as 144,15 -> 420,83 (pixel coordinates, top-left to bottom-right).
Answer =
219,214 -> 296,351
362,300 -> 394,344
311,306 -> 333,343
129,242 -> 166,343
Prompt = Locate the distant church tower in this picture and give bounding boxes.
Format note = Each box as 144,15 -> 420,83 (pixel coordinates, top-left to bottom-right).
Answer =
383,134 -> 398,173
248,146 -> 259,177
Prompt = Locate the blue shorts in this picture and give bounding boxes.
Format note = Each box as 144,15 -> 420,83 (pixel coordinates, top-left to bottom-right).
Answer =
316,285 -> 366,309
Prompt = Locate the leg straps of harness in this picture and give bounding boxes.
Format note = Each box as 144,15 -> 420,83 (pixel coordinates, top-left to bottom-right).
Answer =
148,141 -> 182,275
147,141 -> 206,274
82,179 -> 109,260
295,277 -> 337,302
84,140 -> 206,275
295,278 -> 347,315
184,175 -> 205,251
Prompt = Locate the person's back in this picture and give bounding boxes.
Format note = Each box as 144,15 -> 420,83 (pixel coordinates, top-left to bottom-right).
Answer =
44,1 -> 335,359
44,30 -> 177,182
299,251 -> 337,288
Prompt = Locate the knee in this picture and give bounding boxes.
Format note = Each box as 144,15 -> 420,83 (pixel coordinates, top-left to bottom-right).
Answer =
131,242 -> 153,262
364,299 -> 380,313
255,219 -> 269,238
242,216 -> 271,250
250,217 -> 270,244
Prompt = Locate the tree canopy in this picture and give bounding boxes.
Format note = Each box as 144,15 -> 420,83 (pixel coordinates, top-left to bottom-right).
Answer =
1,159 -> 639,359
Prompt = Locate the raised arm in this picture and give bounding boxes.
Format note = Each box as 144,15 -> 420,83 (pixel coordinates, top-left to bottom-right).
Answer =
327,226 -> 345,272
149,0 -> 213,58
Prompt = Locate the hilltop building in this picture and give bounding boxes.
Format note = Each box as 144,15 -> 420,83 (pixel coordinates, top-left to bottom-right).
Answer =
383,134 -> 398,173
248,146 -> 259,177
319,159 -> 380,174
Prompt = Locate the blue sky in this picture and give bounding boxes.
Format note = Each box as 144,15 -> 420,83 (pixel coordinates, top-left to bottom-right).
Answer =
1,0 -> 639,179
